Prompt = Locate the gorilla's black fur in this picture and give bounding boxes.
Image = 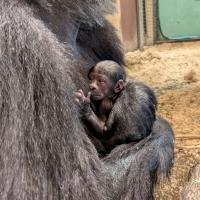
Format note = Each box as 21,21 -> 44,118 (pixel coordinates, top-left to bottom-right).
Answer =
0,0 -> 174,199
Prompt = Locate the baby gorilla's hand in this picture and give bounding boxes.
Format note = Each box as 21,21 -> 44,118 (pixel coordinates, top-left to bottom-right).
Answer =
104,111 -> 115,132
74,89 -> 92,117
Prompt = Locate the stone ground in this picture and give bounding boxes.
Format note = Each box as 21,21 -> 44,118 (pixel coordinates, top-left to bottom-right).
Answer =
125,41 -> 200,200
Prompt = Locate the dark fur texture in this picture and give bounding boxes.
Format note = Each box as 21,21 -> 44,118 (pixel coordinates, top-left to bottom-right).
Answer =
0,0 -> 174,199
103,81 -> 157,153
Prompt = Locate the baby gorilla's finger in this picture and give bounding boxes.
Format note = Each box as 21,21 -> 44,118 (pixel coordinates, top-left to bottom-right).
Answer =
74,98 -> 81,106
74,91 -> 83,98
87,92 -> 91,99
103,126 -> 107,131
77,89 -> 84,95
105,112 -> 115,131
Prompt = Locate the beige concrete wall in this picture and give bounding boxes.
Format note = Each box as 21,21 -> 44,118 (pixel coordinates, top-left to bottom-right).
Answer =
107,0 -> 138,52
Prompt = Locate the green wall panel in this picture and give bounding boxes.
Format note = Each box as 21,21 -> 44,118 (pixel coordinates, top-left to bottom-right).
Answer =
159,0 -> 200,39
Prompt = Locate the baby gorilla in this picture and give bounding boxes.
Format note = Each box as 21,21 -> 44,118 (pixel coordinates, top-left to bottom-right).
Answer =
75,60 -> 156,156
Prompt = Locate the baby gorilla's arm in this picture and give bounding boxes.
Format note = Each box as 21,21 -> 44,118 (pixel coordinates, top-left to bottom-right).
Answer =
85,113 -> 105,136
74,89 -> 105,136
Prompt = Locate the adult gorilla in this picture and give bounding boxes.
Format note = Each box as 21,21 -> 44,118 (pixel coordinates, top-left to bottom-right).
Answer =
0,0 -> 174,199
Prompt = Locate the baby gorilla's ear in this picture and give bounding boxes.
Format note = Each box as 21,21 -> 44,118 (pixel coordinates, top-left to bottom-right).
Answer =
114,80 -> 124,93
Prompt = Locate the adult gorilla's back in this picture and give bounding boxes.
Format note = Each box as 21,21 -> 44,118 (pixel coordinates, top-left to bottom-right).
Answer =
0,1 -> 174,199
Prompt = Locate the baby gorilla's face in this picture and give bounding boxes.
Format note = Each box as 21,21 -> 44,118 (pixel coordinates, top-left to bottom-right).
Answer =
88,69 -> 114,101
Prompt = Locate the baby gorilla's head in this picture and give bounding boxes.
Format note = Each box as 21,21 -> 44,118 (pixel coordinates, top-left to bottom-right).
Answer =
88,60 -> 125,101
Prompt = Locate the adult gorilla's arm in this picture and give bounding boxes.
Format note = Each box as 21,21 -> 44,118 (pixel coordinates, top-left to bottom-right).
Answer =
104,117 -> 174,200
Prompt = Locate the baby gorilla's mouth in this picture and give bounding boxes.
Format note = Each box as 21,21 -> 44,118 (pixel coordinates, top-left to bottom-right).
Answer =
90,93 -> 103,101
90,91 -> 100,96
91,95 -> 100,98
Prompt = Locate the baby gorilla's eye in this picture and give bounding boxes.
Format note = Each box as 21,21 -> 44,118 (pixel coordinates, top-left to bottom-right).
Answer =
97,79 -> 105,83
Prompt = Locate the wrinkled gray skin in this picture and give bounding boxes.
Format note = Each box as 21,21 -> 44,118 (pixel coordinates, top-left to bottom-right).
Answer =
0,0 -> 174,199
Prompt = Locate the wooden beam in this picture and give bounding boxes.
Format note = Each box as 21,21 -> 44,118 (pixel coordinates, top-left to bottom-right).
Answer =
137,0 -> 144,51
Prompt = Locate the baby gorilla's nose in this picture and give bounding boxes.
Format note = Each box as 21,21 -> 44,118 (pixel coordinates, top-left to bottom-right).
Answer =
89,83 -> 97,90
